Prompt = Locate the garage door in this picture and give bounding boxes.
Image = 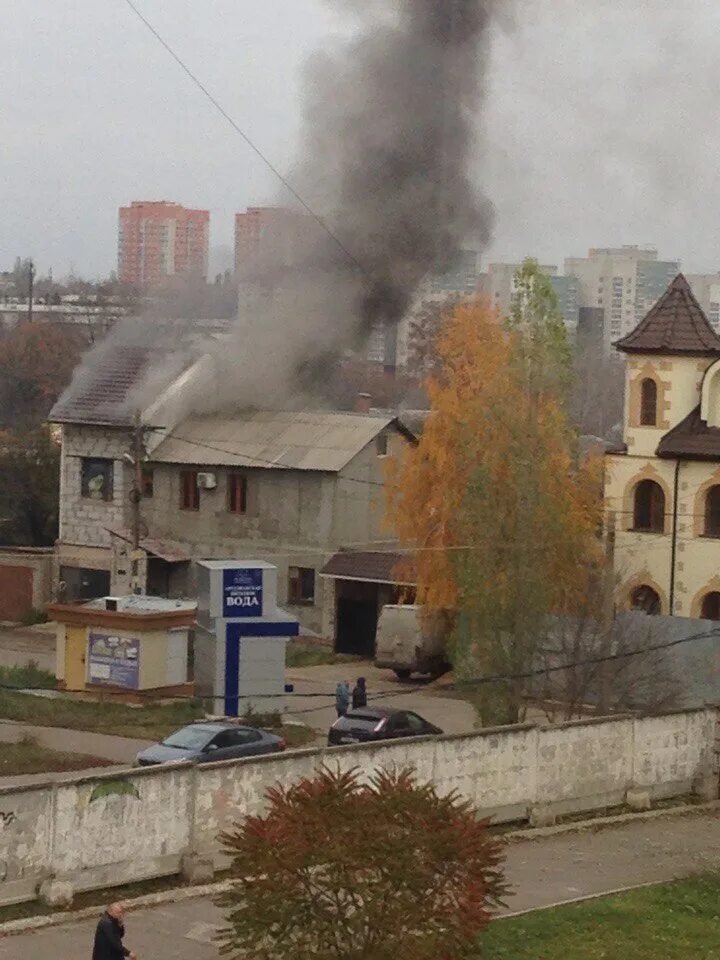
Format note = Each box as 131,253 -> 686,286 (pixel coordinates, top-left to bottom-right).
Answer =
0,565 -> 33,621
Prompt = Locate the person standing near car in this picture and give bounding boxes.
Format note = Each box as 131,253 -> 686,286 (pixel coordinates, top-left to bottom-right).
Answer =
352,677 -> 367,709
92,902 -> 136,960
335,680 -> 350,717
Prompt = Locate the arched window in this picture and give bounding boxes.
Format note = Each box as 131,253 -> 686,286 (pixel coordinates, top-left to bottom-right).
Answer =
640,378 -> 658,426
633,479 -> 665,532
631,585 -> 661,615
701,592 -> 720,621
704,485 -> 720,537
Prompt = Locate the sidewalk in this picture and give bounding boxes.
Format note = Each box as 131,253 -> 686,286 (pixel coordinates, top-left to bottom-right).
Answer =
0,720 -> 151,766
4,808 -> 720,959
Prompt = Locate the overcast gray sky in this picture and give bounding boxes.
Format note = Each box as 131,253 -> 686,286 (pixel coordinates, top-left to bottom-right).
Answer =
3,0 -> 720,278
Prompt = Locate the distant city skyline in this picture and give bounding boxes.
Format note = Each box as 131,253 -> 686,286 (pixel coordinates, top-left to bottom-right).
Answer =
4,1 -> 720,279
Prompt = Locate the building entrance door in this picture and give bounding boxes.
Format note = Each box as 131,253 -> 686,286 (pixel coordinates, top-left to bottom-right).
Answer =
336,595 -> 378,657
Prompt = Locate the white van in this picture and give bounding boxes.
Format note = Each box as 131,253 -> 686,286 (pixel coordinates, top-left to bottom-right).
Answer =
374,604 -> 450,680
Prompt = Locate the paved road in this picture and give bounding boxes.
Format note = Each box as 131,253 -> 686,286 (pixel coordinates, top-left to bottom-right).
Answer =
4,810 -> 720,958
286,662 -> 477,741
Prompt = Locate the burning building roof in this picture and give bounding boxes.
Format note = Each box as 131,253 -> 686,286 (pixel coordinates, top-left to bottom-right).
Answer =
48,345 -> 155,426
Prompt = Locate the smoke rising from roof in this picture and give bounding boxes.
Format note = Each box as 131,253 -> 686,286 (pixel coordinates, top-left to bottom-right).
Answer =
57,0 -> 501,421
199,0 -> 499,411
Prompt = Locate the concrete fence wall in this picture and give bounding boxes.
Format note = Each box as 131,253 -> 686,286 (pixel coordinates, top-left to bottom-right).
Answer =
1,707 -> 717,907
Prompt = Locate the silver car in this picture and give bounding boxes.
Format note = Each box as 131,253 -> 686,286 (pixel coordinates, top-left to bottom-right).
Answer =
135,721 -> 286,767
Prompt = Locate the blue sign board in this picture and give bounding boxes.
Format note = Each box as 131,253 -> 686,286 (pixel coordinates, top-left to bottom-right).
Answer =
88,633 -> 139,689
222,568 -> 263,618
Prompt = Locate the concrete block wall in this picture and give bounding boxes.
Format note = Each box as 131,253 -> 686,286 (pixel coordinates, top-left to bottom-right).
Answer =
0,707 -> 716,907
534,717 -> 634,815
59,425 -> 131,548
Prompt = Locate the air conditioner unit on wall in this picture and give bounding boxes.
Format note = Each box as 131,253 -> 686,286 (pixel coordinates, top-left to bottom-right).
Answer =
196,472 -> 217,490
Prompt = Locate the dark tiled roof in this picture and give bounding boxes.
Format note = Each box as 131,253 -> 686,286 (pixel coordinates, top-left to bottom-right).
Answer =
615,274 -> 720,356
320,550 -> 416,584
656,406 -> 720,460
49,345 -> 152,426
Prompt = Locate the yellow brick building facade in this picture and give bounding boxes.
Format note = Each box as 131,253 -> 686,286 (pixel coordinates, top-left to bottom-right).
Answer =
605,274 -> 720,618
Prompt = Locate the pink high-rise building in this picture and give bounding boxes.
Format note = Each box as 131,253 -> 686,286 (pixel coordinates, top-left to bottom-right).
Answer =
234,206 -> 307,277
118,201 -> 209,287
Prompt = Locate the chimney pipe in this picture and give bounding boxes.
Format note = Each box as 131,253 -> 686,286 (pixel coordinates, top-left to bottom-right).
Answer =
356,392 -> 372,414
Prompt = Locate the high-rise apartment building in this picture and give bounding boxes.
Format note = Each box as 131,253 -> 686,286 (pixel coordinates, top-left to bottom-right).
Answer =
565,246 -> 680,352
428,249 -> 480,297
480,261 -> 558,315
549,275 -> 580,333
234,206 -> 308,277
686,273 -> 720,331
477,261 -> 580,331
118,201 -> 209,287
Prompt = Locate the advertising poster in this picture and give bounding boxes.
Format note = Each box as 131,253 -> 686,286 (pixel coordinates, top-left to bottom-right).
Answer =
222,568 -> 263,618
88,633 -> 140,689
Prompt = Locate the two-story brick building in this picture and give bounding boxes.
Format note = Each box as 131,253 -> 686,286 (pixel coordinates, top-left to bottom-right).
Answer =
49,347 -> 416,652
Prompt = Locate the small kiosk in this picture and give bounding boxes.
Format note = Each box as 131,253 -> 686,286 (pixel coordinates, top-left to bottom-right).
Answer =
50,595 -> 196,700
195,561 -> 299,715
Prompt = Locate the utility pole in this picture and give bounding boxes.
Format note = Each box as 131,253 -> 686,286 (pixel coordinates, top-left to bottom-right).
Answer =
598,511 -> 617,715
27,259 -> 35,323
131,412 -> 144,551
127,412 -> 147,595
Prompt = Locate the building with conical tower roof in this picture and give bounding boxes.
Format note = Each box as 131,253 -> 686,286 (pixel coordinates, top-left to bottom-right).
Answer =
605,273 -> 720,618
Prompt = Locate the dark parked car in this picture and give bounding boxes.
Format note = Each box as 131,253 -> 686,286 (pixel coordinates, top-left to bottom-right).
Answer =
328,707 -> 442,746
135,721 -> 286,767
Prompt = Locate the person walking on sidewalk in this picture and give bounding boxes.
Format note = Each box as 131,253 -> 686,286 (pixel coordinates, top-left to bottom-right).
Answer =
92,902 -> 136,960
335,680 -> 350,717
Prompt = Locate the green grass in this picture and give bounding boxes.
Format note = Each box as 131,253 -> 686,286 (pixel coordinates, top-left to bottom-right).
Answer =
0,737 -> 113,776
0,688 -> 204,741
0,661 -> 56,689
19,607 -> 49,626
0,689 -> 316,746
481,873 -> 720,959
286,640 -> 361,668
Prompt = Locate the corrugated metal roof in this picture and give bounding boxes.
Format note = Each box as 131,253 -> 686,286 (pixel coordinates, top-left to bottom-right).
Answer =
150,410 -> 400,472
107,526 -> 192,562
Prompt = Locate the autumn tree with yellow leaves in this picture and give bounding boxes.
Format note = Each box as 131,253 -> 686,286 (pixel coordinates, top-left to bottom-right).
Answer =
386,261 -> 603,723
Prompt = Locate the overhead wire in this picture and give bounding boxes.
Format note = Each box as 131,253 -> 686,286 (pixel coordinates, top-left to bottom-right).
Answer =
119,0 -> 367,278
5,624 -> 720,712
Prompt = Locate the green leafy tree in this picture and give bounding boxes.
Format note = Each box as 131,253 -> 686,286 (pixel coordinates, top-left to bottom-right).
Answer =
216,766 -> 507,960
507,258 -> 573,403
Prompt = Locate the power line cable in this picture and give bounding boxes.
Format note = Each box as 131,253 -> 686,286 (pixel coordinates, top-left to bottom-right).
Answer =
120,0 -> 367,277
5,625 -> 719,709
167,429 -> 389,489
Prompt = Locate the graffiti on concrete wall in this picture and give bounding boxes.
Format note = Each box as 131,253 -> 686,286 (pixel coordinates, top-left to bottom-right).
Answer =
89,781 -> 140,804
